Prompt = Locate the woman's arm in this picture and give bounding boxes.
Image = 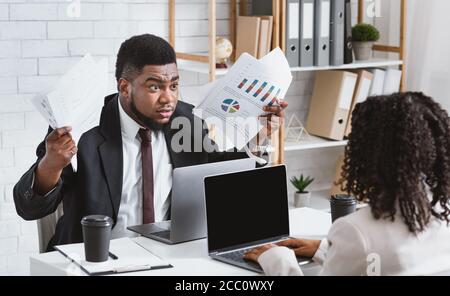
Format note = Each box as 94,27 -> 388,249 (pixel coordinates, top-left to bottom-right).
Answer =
319,218 -> 368,276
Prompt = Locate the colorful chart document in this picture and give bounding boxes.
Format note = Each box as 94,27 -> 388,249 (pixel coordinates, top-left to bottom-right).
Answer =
193,48 -> 293,151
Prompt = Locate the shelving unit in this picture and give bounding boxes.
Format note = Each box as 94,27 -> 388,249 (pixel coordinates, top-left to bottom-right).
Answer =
168,0 -> 282,82
168,0 -> 407,163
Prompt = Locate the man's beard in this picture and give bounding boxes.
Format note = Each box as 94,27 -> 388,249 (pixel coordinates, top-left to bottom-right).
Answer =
130,96 -> 164,131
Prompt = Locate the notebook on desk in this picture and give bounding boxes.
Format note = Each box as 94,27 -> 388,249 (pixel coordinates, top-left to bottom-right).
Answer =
54,237 -> 172,275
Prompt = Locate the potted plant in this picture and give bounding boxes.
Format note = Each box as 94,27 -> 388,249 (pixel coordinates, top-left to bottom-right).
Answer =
290,175 -> 314,208
352,23 -> 380,61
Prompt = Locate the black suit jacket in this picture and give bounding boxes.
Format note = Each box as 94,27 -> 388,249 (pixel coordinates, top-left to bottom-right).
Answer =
13,94 -> 248,251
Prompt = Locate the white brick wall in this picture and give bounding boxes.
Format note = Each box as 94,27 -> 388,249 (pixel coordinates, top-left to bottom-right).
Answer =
18,75 -> 60,94
0,41 -> 21,58
4,184 -> 14,203
14,146 -> 39,172
0,149 -> 14,167
0,59 -> 38,77
0,4 -> 8,20
69,39 -> 116,56
0,94 -> 35,113
48,21 -> 94,39
128,4 -> 167,21
10,4 -> 58,21
0,255 -> 6,274
102,3 -> 129,20
22,40 -> 68,58
57,3 -> 103,21
38,57 -> 81,75
0,22 -> 47,40
0,238 -> 17,256
0,220 -> 20,239
0,113 -> 24,131
2,129 -> 46,149
0,77 -> 17,95
0,0 -> 364,276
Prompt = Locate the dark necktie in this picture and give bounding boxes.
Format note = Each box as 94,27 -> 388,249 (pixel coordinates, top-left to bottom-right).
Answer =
139,128 -> 154,224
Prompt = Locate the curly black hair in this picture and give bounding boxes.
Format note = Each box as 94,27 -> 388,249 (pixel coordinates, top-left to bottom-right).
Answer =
115,34 -> 176,83
340,92 -> 450,234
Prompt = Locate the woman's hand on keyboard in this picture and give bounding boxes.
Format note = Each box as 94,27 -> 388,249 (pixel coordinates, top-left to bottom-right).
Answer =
276,239 -> 321,258
243,244 -> 277,263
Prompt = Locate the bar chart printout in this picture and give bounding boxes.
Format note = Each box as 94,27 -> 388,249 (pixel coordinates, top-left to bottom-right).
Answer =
193,48 -> 292,150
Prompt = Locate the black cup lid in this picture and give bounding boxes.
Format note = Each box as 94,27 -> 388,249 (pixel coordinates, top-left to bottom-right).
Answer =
81,215 -> 112,227
330,195 -> 357,206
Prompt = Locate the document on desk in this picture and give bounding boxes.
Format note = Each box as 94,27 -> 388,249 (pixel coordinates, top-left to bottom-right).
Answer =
31,54 -> 108,172
289,208 -> 332,238
54,237 -> 172,276
193,48 -> 293,151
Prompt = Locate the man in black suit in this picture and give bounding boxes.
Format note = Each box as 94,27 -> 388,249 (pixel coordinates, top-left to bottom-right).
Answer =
13,34 -> 288,251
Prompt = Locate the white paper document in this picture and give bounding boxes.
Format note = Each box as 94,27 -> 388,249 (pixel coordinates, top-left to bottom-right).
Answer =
54,237 -> 172,275
31,54 -> 108,171
289,208 -> 331,238
193,48 -> 293,151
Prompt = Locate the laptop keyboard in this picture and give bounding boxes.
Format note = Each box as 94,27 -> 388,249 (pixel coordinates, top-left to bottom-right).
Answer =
152,230 -> 171,240
219,248 -> 262,271
218,246 -> 312,270
220,248 -> 250,262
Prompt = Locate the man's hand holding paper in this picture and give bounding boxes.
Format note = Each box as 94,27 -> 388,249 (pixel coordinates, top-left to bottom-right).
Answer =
34,126 -> 76,195
259,100 -> 289,141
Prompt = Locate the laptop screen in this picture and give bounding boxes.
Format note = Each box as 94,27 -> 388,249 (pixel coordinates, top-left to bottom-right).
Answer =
204,165 -> 289,252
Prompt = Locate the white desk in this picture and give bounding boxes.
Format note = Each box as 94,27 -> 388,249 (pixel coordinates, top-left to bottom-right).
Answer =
30,208 -> 331,276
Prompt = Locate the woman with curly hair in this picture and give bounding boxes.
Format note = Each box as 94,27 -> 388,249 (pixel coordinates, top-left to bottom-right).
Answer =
244,92 -> 450,276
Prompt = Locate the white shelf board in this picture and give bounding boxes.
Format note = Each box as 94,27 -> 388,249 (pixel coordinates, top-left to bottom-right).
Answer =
178,58 -> 403,75
266,135 -> 347,153
290,58 -> 403,72
178,60 -> 229,76
284,136 -> 348,151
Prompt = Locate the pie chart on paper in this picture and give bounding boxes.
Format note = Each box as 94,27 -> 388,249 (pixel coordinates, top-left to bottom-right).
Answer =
221,99 -> 240,114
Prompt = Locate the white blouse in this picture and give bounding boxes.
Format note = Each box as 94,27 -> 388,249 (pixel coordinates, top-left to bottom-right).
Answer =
258,206 -> 450,276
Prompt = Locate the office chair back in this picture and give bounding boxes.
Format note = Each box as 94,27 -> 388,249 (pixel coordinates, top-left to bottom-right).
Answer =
37,204 -> 63,253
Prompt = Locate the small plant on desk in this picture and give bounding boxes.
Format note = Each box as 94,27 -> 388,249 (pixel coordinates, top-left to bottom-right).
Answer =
290,175 -> 314,208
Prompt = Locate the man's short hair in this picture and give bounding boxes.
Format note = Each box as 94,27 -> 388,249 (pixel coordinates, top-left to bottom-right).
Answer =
115,34 -> 177,83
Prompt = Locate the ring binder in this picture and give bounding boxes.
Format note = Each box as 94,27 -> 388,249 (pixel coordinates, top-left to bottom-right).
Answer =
314,0 -> 331,66
285,0 -> 301,67
330,0 -> 345,66
300,0 -> 315,67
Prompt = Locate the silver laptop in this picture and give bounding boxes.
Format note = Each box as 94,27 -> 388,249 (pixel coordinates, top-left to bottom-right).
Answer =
204,165 -> 311,273
127,158 -> 255,244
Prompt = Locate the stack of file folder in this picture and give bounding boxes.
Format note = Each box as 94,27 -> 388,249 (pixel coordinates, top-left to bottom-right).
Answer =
252,0 -> 353,67
306,68 -> 402,141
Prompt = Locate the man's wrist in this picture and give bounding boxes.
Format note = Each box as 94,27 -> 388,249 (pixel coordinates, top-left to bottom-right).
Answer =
35,157 -> 63,195
38,156 -> 63,176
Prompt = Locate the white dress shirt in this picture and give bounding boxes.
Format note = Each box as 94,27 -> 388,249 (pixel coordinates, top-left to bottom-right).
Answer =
111,100 -> 173,239
258,206 -> 450,276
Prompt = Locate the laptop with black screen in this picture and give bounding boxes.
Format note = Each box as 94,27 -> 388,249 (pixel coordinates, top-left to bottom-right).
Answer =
204,165 -> 311,273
